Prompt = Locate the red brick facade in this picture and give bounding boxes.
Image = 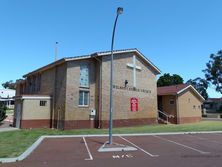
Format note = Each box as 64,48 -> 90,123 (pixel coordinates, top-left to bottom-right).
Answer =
63,118 -> 157,130
20,119 -> 51,129
19,117 -> 200,129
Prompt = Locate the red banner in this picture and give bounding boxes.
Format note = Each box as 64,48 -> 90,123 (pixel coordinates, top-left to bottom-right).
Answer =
130,97 -> 138,112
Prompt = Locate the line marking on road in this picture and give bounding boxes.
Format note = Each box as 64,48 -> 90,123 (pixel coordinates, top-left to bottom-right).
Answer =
153,135 -> 210,154
82,137 -> 93,161
119,136 -> 159,157
187,134 -> 222,145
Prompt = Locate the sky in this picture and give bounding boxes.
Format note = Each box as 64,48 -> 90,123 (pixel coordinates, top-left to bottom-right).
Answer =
0,0 -> 222,97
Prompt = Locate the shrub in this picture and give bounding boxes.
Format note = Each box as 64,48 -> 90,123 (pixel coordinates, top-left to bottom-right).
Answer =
0,102 -> 7,122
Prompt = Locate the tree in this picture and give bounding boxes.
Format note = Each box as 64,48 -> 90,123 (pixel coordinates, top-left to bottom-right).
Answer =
157,73 -> 184,87
203,50 -> 222,94
0,102 -> 7,123
186,78 -> 208,100
2,80 -> 16,90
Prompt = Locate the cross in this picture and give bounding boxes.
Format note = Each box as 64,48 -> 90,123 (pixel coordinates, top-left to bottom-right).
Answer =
127,55 -> 142,87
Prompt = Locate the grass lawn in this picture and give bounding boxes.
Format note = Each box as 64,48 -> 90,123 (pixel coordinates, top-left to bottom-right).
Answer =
0,120 -> 222,158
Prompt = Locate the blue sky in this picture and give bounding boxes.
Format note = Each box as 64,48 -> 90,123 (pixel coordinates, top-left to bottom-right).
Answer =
0,0 -> 222,97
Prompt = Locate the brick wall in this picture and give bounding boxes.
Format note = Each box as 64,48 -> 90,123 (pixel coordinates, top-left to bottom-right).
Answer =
65,59 -> 97,122
101,52 -> 158,122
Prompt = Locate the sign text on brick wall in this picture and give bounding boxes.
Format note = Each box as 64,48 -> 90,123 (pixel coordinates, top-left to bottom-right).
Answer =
113,85 -> 151,94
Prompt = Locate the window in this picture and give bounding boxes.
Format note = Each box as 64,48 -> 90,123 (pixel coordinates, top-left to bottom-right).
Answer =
40,100 -> 47,106
80,65 -> 89,87
79,91 -> 89,106
169,99 -> 175,105
193,105 -> 196,109
188,98 -> 191,103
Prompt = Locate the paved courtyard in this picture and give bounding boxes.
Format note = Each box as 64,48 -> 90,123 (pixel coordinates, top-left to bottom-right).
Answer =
1,133 -> 222,167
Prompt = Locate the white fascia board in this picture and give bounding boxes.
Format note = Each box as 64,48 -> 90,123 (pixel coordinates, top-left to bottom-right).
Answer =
0,98 -> 14,101
21,96 -> 51,100
96,49 -> 137,56
177,85 -> 205,101
65,55 -> 91,62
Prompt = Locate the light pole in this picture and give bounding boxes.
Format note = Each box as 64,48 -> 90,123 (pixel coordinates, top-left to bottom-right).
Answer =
55,42 -> 58,61
109,7 -> 123,145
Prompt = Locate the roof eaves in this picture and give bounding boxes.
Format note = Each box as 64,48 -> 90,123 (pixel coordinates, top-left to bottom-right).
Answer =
135,49 -> 161,74
23,58 -> 66,78
95,48 -> 137,56
177,85 -> 205,101
158,93 -> 177,96
64,54 -> 91,61
22,48 -> 161,77
96,48 -> 161,74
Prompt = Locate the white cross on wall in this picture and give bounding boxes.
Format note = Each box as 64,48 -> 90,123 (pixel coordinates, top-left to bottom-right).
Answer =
127,55 -> 142,87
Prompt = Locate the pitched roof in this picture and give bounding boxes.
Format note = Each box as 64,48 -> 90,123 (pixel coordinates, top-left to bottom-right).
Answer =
157,84 -> 205,101
0,89 -> 16,99
206,98 -> 222,102
23,48 -> 161,77
157,84 -> 189,95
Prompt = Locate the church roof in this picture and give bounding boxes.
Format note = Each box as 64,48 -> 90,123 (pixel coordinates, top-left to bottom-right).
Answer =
23,48 -> 161,77
157,84 -> 205,101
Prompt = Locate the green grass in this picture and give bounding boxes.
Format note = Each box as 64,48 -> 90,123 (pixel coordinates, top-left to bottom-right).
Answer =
0,120 -> 222,158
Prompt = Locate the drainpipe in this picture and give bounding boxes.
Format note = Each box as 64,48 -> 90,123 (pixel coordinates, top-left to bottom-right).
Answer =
51,65 -> 57,129
94,56 -> 102,128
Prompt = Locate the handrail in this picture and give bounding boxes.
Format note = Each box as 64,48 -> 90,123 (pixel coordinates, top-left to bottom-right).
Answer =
158,110 -> 168,117
158,110 -> 174,124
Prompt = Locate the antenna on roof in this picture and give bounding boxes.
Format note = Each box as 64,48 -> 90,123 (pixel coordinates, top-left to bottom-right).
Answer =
55,42 -> 58,61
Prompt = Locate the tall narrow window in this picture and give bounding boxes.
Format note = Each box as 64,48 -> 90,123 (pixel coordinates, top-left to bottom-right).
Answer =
79,91 -> 89,106
80,65 -> 89,87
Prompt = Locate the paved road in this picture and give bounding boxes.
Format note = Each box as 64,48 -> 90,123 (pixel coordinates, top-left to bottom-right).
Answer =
1,133 -> 222,167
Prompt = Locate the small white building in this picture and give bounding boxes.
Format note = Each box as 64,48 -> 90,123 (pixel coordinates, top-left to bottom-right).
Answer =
0,89 -> 16,109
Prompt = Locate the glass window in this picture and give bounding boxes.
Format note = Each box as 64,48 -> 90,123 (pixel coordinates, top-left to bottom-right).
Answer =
84,91 -> 89,105
169,99 -> 174,105
80,65 -> 89,87
79,91 -> 89,106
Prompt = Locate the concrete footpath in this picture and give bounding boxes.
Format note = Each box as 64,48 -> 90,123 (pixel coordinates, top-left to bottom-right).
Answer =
0,127 -> 19,132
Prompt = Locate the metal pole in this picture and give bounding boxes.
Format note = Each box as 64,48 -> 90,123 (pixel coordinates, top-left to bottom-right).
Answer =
55,42 -> 58,61
109,7 -> 123,145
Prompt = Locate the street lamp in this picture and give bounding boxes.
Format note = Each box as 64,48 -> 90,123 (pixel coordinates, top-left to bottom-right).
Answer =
109,7 -> 123,145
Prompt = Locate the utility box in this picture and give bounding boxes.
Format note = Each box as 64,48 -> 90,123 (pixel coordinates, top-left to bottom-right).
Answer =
89,109 -> 96,120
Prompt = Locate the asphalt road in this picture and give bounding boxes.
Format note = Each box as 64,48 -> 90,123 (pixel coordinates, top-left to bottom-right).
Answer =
1,133 -> 222,167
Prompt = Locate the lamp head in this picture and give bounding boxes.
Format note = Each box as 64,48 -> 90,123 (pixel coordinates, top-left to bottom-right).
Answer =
117,7 -> 123,15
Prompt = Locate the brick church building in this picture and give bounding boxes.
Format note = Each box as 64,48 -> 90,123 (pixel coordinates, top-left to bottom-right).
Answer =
14,48 -> 161,130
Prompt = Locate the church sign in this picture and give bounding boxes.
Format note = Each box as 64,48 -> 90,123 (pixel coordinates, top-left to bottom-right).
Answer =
113,85 -> 151,94
130,97 -> 138,112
